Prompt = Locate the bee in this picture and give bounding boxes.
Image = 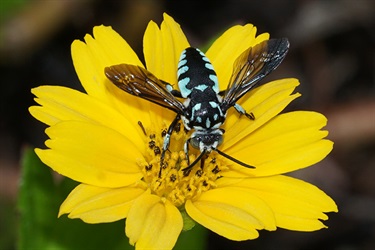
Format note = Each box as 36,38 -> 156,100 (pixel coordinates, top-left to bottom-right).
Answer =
105,38 -> 289,174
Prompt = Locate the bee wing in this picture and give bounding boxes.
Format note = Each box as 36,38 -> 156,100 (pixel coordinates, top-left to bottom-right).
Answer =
105,64 -> 186,114
221,38 -> 289,112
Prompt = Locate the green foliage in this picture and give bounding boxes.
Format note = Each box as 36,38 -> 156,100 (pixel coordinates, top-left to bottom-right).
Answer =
18,148 -> 208,249
18,148 -> 133,250
0,0 -> 28,22
175,223 -> 207,250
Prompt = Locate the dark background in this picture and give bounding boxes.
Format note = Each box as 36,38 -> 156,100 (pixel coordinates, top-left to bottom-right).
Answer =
1,0 -> 374,249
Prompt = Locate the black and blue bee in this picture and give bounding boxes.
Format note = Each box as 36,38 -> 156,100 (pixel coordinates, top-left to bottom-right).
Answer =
105,38 -> 289,174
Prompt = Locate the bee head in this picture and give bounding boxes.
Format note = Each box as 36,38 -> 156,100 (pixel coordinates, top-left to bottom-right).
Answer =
190,129 -> 223,152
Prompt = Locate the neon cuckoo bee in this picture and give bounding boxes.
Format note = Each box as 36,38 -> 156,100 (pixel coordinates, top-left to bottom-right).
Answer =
105,38 -> 289,174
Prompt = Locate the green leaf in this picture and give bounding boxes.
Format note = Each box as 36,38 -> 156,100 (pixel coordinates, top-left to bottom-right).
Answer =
18,148 -> 133,250
174,224 -> 208,250
180,209 -> 196,231
18,148 -> 60,249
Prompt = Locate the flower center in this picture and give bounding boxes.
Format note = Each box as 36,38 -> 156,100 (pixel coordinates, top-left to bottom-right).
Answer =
136,121 -> 226,208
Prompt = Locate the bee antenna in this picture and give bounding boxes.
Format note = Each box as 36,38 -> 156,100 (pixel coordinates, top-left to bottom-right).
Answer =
182,149 -> 207,173
214,148 -> 255,169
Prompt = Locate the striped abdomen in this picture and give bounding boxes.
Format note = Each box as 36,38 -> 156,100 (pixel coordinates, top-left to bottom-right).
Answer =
177,47 -> 225,131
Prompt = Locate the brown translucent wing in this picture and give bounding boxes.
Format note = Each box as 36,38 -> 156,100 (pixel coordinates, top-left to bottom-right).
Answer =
221,38 -> 290,112
105,64 -> 185,114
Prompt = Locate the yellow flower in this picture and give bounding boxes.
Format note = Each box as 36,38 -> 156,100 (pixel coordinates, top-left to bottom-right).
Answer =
29,13 -> 337,249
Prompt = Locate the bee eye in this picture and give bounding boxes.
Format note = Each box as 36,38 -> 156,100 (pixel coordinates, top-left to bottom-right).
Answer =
190,137 -> 201,149
216,135 -> 223,146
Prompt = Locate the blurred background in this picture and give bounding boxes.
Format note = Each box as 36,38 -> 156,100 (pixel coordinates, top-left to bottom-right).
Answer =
0,0 -> 374,249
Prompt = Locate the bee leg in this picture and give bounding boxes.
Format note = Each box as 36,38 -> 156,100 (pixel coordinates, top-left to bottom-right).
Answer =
170,90 -> 182,98
183,138 -> 191,166
234,103 -> 255,120
218,90 -> 226,96
182,148 -> 207,176
181,139 -> 191,175
200,154 -> 208,169
159,115 -> 180,177
161,80 -> 183,98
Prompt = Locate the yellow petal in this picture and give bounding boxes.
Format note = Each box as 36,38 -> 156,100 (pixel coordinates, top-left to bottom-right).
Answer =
143,13 -> 190,85
206,24 -> 269,90
72,26 -> 152,128
29,86 -> 145,151
222,111 -> 333,176
91,26 -> 153,127
142,14 -> 190,127
126,191 -> 183,249
92,25 -> 143,67
223,78 -> 300,150
71,39 -> 107,101
59,183 -> 146,223
36,121 -> 144,188
186,187 -> 276,241
72,25 -> 143,100
217,175 -> 338,231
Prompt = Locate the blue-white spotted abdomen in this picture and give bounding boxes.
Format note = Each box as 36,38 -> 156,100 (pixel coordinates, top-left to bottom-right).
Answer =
177,47 -> 219,98
177,47 -> 225,131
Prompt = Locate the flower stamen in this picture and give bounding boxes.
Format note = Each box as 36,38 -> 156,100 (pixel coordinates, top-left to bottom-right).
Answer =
137,121 -> 147,135
137,121 -> 223,207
